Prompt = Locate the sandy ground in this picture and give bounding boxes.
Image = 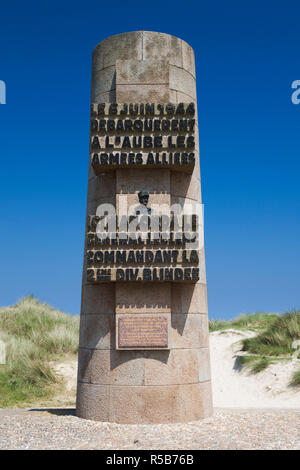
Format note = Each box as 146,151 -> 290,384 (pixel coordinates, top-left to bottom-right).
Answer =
210,329 -> 300,409
49,329 -> 300,410
52,358 -> 77,394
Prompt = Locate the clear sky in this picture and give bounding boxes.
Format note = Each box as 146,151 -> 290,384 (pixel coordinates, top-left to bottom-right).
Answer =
0,1 -> 299,319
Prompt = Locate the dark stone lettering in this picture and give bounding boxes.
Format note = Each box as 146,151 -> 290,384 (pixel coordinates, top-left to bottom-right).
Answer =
143,268 -> 151,280
186,102 -> 195,115
109,104 -> 118,115
97,103 -> 105,115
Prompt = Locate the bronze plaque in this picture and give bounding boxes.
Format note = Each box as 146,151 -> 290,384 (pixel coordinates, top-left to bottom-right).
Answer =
117,315 -> 169,349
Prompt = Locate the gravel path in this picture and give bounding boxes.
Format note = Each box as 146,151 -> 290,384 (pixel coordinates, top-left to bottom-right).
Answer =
0,408 -> 299,450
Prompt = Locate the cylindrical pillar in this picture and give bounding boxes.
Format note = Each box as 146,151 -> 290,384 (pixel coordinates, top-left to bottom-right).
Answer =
76,31 -> 213,423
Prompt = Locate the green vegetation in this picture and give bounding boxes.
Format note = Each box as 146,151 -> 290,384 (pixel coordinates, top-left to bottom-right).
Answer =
236,355 -> 291,374
231,313 -> 279,331
240,311 -> 300,356
0,296 -> 79,407
210,311 -> 300,384
236,355 -> 273,373
208,319 -> 230,332
209,312 -> 278,332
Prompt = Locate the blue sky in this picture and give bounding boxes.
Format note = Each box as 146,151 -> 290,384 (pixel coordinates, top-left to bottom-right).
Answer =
0,1 -> 299,319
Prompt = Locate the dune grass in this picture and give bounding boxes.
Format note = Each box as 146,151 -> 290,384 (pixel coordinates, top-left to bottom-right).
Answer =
241,311 -> 300,356
0,296 -> 79,407
236,355 -> 273,373
236,355 -> 292,374
209,312 -> 278,332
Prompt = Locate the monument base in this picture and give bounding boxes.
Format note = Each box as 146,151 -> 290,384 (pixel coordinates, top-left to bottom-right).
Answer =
76,381 -> 212,424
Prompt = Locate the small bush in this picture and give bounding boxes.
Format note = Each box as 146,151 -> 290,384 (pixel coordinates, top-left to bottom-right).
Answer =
209,319 -> 229,332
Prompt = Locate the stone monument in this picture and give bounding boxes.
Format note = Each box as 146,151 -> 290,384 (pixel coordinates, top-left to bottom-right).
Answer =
76,31 -> 213,423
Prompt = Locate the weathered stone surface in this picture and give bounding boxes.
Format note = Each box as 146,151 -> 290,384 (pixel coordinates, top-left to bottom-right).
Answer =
176,91 -> 196,106
116,59 -> 169,85
144,348 -> 199,385
116,168 -> 171,194
77,381 -> 212,423
171,282 -> 208,314
116,84 -> 170,103
198,249 -> 207,284
91,67 -> 116,97
90,349 -> 145,385
79,314 -> 115,349
169,89 -> 177,102
171,194 -> 202,209
90,89 -> 116,103
170,314 -> 209,348
116,283 -> 171,314
86,196 -> 115,214
142,32 -> 182,68
108,382 -> 212,423
171,171 -> 201,201
108,384 -> 179,423
87,173 -> 116,203
76,382 -> 110,421
182,41 -> 195,77
177,381 -> 213,420
92,32 -> 143,71
77,347 -> 91,383
169,66 -> 196,99
81,283 -> 115,314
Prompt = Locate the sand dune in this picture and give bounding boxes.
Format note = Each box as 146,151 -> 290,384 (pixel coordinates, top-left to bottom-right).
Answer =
210,329 -> 300,409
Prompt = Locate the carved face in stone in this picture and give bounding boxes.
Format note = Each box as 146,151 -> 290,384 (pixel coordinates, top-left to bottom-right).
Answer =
138,190 -> 149,207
